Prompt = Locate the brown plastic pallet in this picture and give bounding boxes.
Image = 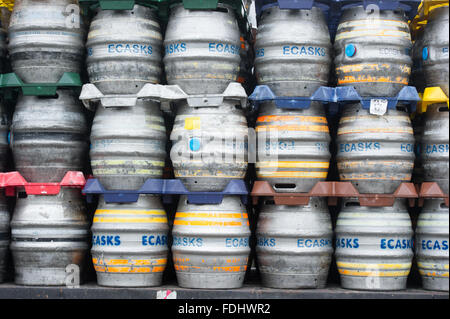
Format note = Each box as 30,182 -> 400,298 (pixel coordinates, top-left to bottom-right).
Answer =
251,181 -> 418,207
418,182 -> 449,207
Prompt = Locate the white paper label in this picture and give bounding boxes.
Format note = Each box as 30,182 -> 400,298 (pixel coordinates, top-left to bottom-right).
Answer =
370,99 -> 388,115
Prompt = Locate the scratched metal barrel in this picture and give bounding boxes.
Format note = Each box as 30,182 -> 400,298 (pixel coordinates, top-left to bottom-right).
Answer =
7,0 -> 85,83
415,199 -> 449,292
422,5 -> 449,96
170,101 -> 248,192
86,5 -> 163,94
256,198 -> 333,289
334,6 -> 412,97
421,104 -> 449,194
163,3 -> 241,95
10,90 -> 88,182
172,196 -> 251,288
0,195 -> 9,283
255,102 -> 331,192
91,195 -> 169,287
335,199 -> 414,291
10,189 -> 89,286
254,6 -> 331,96
336,104 -> 415,194
0,102 -> 8,171
90,100 -> 166,190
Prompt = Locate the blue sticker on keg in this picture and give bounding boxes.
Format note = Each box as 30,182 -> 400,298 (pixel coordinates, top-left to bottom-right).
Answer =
423,47 -> 429,61
345,44 -> 356,57
189,138 -> 201,152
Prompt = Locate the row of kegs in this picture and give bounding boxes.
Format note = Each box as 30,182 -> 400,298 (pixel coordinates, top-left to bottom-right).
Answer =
0,0 -> 448,292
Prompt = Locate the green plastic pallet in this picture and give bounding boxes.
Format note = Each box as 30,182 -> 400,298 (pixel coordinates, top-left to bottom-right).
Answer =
0,72 -> 82,96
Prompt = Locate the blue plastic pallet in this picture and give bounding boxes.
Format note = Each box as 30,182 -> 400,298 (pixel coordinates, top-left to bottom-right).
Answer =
249,85 -> 333,110
255,0 -> 331,16
330,1 -> 421,20
82,178 -> 249,204
249,85 -> 420,114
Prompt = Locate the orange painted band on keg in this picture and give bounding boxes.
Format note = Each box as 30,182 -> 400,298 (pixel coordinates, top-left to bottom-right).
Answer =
338,128 -> 413,134
255,125 -> 329,133
94,266 -> 165,273
174,264 -> 247,272
173,220 -> 242,226
257,171 -> 328,178
176,212 -> 248,219
256,161 -> 330,168
418,270 -> 449,278
93,258 -> 167,266
257,115 -> 328,124
338,161 -> 414,167
338,78 -> 409,85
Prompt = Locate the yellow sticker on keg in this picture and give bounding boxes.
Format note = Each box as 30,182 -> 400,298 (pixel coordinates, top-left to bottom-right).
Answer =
184,117 -> 201,130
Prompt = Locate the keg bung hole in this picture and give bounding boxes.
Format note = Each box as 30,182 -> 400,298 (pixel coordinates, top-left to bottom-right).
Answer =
438,106 -> 449,113
17,192 -> 27,199
38,93 -> 59,99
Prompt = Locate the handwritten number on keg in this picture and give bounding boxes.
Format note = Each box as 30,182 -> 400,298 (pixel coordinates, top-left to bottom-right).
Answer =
370,99 -> 388,116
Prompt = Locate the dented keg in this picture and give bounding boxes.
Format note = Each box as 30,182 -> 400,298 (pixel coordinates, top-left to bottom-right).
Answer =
255,102 -> 331,192
172,196 -> 251,288
10,90 -> 88,182
415,199 -> 449,292
8,0 -> 85,83
336,104 -> 415,194
90,100 -> 166,190
335,199 -> 414,291
164,3 -> 241,94
421,104 -> 449,194
0,102 -> 8,171
0,195 -> 9,283
86,5 -> 163,94
422,5 -> 449,96
334,6 -> 412,97
170,101 -> 248,192
91,195 -> 169,287
254,6 -> 332,96
256,198 -> 333,289
10,189 -> 89,286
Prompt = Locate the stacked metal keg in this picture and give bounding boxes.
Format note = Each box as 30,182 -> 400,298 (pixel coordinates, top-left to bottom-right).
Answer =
85,4 -> 169,287
253,4 -> 334,289
334,5 -> 416,291
164,2 -> 251,289
414,4 -> 449,292
5,0 -> 90,286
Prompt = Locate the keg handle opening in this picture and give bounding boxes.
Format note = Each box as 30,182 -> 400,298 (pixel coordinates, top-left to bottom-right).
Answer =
344,201 -> 360,207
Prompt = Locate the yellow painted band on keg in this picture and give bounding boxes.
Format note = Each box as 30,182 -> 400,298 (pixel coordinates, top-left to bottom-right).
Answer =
418,270 -> 449,278
417,262 -> 449,270
91,160 -> 165,166
184,117 -> 201,130
338,269 -> 411,277
336,63 -> 410,73
255,125 -> 329,133
93,258 -> 167,266
337,262 -> 412,270
417,220 -> 450,226
176,212 -> 248,219
338,127 -> 413,135
336,30 -> 411,41
257,115 -> 328,124
93,217 -> 168,223
94,266 -> 165,273
257,161 -> 330,169
257,171 -> 328,178
95,209 -> 166,216
173,220 -> 242,227
339,175 -> 411,181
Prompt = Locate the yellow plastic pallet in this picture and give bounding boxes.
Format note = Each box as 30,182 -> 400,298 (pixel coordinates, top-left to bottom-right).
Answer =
0,0 -> 14,10
410,0 -> 449,38
416,87 -> 449,115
